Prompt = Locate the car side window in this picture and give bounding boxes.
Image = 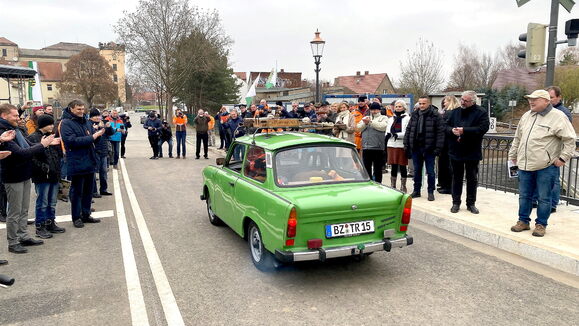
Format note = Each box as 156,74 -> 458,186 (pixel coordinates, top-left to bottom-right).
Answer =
243,146 -> 267,183
225,143 -> 246,173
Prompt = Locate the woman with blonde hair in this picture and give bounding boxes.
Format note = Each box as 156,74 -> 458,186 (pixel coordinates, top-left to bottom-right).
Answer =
333,102 -> 355,143
437,95 -> 460,194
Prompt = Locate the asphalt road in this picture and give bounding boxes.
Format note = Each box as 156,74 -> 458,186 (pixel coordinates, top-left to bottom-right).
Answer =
0,112 -> 577,326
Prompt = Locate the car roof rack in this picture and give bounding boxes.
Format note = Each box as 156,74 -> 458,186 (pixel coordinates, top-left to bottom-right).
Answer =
241,118 -> 335,145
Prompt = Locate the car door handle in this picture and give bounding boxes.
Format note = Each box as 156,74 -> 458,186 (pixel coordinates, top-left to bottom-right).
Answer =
228,182 -> 235,187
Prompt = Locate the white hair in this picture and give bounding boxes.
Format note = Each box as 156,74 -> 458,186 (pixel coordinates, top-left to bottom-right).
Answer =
461,90 -> 478,102
394,100 -> 408,110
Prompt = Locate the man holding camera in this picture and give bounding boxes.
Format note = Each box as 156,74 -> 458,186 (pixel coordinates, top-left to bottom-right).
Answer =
89,109 -> 114,197
119,113 -> 131,159
173,109 -> 187,159
105,110 -> 125,169
158,120 -> 173,158
144,111 -> 162,159
194,109 -> 209,159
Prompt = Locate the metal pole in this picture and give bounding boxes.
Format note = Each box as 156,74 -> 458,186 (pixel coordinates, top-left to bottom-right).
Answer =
314,55 -> 321,103
6,77 -> 11,104
545,0 -> 559,87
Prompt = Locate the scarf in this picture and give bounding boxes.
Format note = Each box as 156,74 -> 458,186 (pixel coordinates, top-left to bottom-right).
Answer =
15,128 -> 30,149
390,111 -> 404,134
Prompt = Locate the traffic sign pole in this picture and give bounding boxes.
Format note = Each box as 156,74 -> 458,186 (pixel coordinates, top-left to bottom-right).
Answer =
545,0 -> 559,86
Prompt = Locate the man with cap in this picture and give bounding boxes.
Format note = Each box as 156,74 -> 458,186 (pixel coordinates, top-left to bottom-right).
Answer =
28,114 -> 67,238
0,103 -> 55,253
509,89 -> 575,237
303,103 -> 317,122
238,104 -> 248,118
357,102 -> 388,183
352,96 -> 369,154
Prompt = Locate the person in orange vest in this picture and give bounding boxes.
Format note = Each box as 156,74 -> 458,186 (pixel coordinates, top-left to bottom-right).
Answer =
352,96 -> 369,154
206,111 -> 215,147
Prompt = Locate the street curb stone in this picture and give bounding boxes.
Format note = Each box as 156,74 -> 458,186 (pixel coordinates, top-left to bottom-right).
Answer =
412,208 -> 579,277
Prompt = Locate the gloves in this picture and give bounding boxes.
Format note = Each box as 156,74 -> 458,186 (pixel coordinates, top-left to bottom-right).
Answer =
392,133 -> 399,141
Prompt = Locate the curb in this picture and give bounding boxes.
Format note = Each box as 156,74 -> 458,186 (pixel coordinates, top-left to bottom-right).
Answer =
412,208 -> 579,277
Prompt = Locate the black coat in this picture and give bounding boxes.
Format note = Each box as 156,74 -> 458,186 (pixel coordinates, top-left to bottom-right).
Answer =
28,130 -> 62,183
403,106 -> 445,155
445,104 -> 489,161
89,122 -> 114,157
0,118 -> 45,183
159,125 -> 172,141
59,108 -> 97,176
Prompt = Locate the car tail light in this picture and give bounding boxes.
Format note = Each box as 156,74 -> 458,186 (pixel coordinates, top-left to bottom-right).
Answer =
285,239 -> 295,246
401,197 -> 412,231
307,239 -> 322,249
287,207 -> 297,238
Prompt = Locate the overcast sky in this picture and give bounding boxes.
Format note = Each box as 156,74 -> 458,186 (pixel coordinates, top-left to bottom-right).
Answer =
0,0 -> 576,84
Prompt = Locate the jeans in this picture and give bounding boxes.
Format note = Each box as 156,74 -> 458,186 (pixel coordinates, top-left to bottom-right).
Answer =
121,134 -> 128,157
450,160 -> 479,206
5,180 -> 33,246
362,149 -> 384,183
148,135 -> 160,157
175,131 -> 186,157
196,132 -> 208,158
411,147 -> 436,193
34,182 -> 58,225
70,173 -> 94,221
92,155 -> 108,194
531,166 -> 560,208
158,138 -> 173,157
110,141 -> 120,166
61,157 -> 69,180
518,165 -> 558,227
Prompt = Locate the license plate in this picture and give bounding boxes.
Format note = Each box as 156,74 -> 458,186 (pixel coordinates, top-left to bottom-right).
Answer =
325,220 -> 374,238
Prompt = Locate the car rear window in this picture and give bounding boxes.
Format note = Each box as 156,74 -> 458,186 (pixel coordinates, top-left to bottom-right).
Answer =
274,146 -> 368,186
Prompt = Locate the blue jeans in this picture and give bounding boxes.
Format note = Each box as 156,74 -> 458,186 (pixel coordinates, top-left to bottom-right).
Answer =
412,147 -> 436,193
158,138 -> 173,157
175,131 -> 186,157
531,166 -> 560,208
34,182 -> 58,225
518,165 -> 558,226
93,155 -> 108,194
110,141 -> 120,166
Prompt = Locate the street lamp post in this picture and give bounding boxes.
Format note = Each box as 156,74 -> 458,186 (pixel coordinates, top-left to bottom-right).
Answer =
310,29 -> 325,103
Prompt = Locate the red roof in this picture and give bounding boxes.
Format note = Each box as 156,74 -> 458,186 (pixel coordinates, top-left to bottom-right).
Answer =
334,72 -> 390,94
492,68 -> 543,91
0,37 -> 17,46
37,62 -> 63,81
134,92 -> 157,102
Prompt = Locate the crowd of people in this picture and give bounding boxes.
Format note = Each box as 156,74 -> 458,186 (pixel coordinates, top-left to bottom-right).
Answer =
0,100 -> 131,264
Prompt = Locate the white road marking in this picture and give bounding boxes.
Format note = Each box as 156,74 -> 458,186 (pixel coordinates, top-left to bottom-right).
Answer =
113,169 -> 151,326
1,211 -> 115,230
120,159 -> 185,326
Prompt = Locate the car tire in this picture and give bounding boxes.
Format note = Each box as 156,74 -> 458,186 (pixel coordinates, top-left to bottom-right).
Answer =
248,221 -> 281,272
206,194 -> 224,226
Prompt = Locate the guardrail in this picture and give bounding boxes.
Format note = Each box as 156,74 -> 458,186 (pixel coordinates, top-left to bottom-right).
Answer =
479,134 -> 579,205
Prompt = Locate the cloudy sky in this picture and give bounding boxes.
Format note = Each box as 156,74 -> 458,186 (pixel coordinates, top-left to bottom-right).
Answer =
0,0 -> 576,84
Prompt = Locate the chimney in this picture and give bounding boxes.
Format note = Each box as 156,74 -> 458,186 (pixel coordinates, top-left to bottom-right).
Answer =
356,71 -> 360,76
280,69 -> 284,73
364,71 -> 369,75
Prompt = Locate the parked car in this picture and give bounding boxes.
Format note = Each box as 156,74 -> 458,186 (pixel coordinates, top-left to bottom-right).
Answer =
201,131 -> 413,271
140,113 -> 148,124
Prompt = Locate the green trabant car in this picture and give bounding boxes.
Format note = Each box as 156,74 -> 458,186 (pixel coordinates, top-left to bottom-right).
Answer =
201,132 -> 413,271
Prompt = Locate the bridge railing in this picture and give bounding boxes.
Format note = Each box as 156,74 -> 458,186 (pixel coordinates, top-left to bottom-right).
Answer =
479,134 -> 579,205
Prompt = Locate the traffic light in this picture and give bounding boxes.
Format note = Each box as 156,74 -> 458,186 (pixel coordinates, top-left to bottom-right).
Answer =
29,79 -> 36,87
518,22 -> 548,71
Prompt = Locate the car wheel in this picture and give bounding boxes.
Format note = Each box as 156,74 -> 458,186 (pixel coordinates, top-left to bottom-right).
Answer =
248,222 -> 281,272
206,194 -> 224,226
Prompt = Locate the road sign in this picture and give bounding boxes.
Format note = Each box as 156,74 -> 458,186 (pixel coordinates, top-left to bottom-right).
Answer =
509,100 -> 517,107
516,0 -> 532,7
488,117 -> 497,134
515,0 -> 575,13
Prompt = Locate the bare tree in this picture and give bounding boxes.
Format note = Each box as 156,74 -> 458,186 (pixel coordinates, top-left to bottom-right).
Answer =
115,0 -> 197,122
498,42 -> 526,70
447,44 -> 480,91
398,38 -> 445,96
477,52 -> 503,88
557,46 -> 579,66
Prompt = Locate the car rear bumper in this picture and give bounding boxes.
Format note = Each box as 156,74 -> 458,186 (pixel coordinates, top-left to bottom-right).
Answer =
274,234 -> 413,263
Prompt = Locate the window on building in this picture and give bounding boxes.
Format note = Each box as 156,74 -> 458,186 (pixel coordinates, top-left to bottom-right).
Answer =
112,63 -> 117,71
113,75 -> 118,82
1,48 -> 7,57
47,84 -> 53,91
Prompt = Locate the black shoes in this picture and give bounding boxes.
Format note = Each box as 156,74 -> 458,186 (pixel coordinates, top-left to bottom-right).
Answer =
93,193 -> 102,198
451,204 -> 460,213
121,156 -> 126,159
82,216 -> 101,224
467,205 -> 479,214
437,188 -> 452,194
46,219 -> 66,233
73,219 -> 85,228
551,207 -> 557,213
410,191 -> 421,198
427,193 -> 435,201
20,238 -> 44,246
204,156 -> 209,159
149,156 -> 159,160
0,215 -> 5,222
8,244 -> 28,254
196,156 -> 200,159
0,259 -> 7,265
36,224 -> 53,239
100,191 -> 113,196
169,155 -> 173,158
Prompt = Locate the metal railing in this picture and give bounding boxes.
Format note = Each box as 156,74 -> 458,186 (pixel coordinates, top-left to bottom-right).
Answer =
479,134 -> 579,205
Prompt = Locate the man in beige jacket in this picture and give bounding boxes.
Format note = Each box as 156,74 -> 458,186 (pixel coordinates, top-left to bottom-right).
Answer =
508,90 -> 576,237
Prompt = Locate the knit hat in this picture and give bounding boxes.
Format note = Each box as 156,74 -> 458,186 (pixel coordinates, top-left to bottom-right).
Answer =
358,96 -> 367,103
89,108 -> 101,118
370,102 -> 382,111
37,114 -> 54,129
32,106 -> 44,113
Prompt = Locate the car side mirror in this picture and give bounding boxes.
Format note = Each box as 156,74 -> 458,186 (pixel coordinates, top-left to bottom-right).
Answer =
216,157 -> 225,165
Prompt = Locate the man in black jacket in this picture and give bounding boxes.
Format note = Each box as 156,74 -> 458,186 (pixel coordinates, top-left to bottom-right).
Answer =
60,100 -> 105,228
446,91 -> 489,214
403,96 -> 445,201
89,109 -> 114,197
119,113 -> 131,159
28,114 -> 67,238
158,120 -> 173,158
0,103 -> 54,254
143,111 -> 162,159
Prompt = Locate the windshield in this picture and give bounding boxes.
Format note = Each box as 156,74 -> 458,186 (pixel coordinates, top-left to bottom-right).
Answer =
274,145 -> 369,186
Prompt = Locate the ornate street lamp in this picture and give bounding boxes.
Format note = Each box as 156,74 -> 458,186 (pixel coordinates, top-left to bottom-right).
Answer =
310,29 -> 325,103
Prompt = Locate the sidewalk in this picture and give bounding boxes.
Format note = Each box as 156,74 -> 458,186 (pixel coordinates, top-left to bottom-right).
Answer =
409,182 -> 579,277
